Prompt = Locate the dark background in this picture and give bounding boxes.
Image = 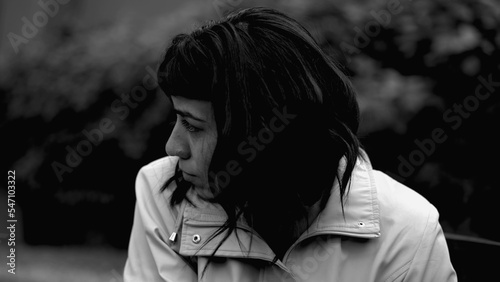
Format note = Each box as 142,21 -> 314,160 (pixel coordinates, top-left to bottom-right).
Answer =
1,0 -> 499,281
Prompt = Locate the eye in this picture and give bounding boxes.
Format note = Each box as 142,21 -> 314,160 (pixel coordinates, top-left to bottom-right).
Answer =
181,119 -> 200,132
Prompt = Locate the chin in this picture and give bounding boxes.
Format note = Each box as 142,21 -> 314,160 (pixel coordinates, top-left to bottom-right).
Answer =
193,180 -> 209,190
184,176 -> 204,189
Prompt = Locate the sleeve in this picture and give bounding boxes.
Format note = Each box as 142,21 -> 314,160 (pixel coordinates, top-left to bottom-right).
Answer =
403,208 -> 458,282
123,163 -> 197,282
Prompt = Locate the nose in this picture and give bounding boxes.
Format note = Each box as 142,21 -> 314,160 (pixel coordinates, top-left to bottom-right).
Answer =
165,124 -> 191,159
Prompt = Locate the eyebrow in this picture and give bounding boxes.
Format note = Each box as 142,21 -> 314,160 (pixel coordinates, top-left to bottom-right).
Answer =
173,108 -> 206,122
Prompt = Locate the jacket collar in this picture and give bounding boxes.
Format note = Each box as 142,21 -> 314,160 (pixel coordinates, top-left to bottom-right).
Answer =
175,153 -> 380,260
310,154 -> 380,238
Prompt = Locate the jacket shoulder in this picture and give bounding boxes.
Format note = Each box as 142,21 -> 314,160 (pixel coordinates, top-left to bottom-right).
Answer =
135,157 -> 178,229
135,156 -> 178,196
372,170 -> 439,223
370,170 -> 445,279
371,169 -> 442,258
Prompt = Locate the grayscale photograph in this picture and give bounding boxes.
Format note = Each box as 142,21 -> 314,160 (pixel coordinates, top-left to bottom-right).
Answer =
1,0 -> 499,281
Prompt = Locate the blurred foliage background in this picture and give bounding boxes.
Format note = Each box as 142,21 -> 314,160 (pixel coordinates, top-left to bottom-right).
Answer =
1,0 -> 499,281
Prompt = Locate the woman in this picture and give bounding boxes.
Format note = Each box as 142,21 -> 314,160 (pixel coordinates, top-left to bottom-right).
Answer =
124,7 -> 457,282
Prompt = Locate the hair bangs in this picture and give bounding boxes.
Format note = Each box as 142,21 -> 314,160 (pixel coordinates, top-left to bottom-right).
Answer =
158,34 -> 216,101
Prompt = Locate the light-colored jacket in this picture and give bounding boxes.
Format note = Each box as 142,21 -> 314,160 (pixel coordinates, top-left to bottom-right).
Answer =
124,155 -> 457,282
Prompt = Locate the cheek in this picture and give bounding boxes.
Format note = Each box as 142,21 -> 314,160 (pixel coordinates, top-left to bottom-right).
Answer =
198,133 -> 217,172
203,136 -> 217,166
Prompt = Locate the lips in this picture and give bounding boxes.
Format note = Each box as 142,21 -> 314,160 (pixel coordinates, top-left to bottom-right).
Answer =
181,171 -> 197,185
180,169 -> 195,177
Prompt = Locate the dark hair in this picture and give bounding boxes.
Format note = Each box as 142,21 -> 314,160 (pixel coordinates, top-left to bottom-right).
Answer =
157,6 -> 361,272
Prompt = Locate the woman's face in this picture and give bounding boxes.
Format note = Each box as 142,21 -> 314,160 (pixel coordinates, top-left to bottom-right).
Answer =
165,96 -> 217,189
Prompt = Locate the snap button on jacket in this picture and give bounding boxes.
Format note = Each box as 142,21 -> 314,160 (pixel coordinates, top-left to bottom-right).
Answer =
124,156 -> 457,282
